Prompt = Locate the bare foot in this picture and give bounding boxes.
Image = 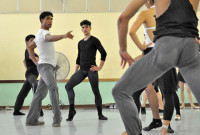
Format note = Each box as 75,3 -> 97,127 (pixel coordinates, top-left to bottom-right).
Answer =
121,131 -> 128,135
160,128 -> 167,135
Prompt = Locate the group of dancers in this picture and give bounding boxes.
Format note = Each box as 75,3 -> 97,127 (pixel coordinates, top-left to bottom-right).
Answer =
12,0 -> 200,135
13,12 -> 107,127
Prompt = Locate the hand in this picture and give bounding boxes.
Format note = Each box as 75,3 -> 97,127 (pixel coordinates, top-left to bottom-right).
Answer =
90,65 -> 101,72
64,31 -> 74,39
142,42 -> 152,51
119,50 -> 135,69
195,37 -> 200,45
34,61 -> 38,66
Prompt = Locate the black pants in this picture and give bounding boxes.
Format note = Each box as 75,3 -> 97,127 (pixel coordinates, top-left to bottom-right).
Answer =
174,92 -> 181,115
65,70 -> 102,107
133,68 -> 180,121
132,88 -> 145,113
156,68 -> 179,120
14,75 -> 38,111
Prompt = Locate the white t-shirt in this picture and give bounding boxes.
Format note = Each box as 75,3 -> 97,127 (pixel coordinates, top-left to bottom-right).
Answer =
34,29 -> 56,67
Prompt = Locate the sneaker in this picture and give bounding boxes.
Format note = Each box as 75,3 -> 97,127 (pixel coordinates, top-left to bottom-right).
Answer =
141,107 -> 146,114
13,110 -> 25,116
52,123 -> 60,127
99,114 -> 108,120
175,115 -> 181,120
26,121 -> 45,126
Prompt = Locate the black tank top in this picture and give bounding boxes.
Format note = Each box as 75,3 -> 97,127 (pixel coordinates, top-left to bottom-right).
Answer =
153,0 -> 199,42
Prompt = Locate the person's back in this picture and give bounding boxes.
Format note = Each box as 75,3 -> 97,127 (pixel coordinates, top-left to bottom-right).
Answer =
129,3 -> 156,51
142,7 -> 156,43
154,0 -> 199,41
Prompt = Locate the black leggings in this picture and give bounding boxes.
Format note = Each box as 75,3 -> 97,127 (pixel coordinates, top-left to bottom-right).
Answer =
132,88 -> 145,113
173,92 -> 181,115
162,92 -> 174,120
65,70 -> 102,107
132,86 -> 159,113
14,75 -> 38,111
160,91 -> 180,120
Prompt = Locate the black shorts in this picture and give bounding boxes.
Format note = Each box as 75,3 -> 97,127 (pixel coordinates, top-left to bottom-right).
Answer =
143,47 -> 153,55
177,72 -> 186,83
155,68 -> 179,93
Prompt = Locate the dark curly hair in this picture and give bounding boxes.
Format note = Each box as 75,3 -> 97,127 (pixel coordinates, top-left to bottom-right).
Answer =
39,11 -> 53,23
80,20 -> 91,27
25,34 -> 35,42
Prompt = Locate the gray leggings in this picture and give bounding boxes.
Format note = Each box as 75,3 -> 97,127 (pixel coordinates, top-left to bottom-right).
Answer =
65,70 -> 102,107
112,36 -> 200,135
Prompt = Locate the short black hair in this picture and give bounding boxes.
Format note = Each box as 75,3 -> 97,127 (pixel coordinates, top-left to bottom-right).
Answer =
25,34 -> 35,42
150,0 -> 154,4
39,11 -> 53,22
80,20 -> 91,27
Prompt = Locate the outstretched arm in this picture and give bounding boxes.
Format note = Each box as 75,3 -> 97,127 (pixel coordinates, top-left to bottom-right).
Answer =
45,31 -> 74,42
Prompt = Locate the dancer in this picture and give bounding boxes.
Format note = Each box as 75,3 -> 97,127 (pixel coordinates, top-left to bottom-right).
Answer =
65,20 -> 107,121
150,68 -> 179,133
129,0 -> 164,131
13,34 -> 43,116
26,11 -> 74,127
129,1 -> 180,133
113,0 -> 200,135
178,71 -> 200,109
126,0 -> 166,131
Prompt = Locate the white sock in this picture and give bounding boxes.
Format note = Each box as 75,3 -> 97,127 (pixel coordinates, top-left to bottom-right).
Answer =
162,124 -> 169,129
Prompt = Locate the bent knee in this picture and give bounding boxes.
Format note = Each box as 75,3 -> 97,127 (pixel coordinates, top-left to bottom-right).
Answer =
112,85 -> 125,99
49,85 -> 58,92
65,83 -> 73,91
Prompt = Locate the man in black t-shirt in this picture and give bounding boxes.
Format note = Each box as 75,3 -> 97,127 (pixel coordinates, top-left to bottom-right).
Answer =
13,35 -> 43,116
65,20 -> 107,121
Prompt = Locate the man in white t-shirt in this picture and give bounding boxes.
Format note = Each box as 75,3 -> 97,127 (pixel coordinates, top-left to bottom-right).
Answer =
26,11 -> 74,127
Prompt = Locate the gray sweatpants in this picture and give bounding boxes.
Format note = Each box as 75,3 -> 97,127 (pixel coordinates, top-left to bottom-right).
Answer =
112,36 -> 200,135
26,64 -> 61,125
